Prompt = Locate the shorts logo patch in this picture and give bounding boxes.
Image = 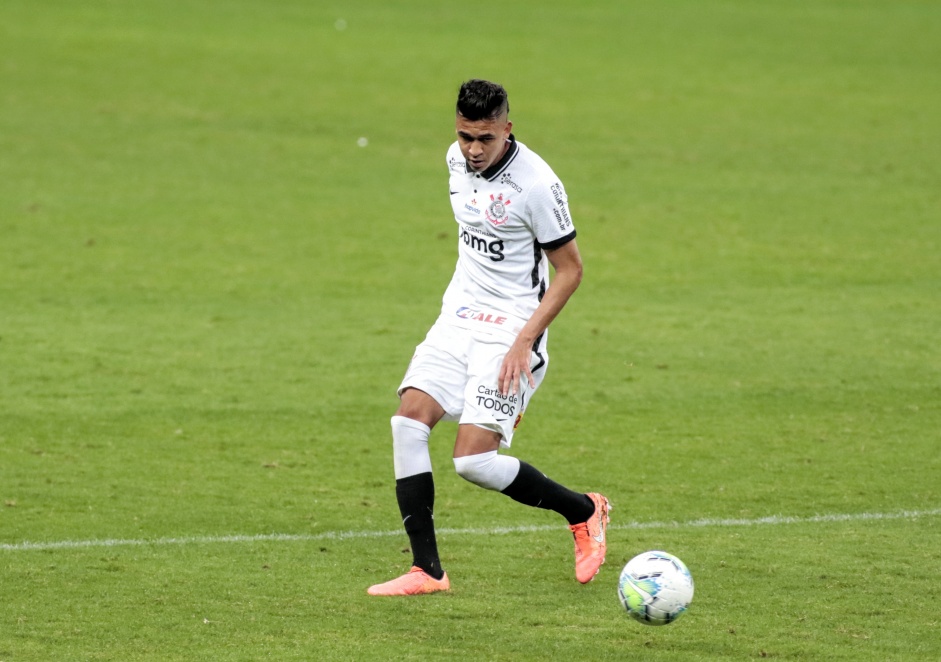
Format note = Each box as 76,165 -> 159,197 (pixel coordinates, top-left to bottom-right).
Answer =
485,193 -> 511,226
476,385 -> 518,416
455,307 -> 507,326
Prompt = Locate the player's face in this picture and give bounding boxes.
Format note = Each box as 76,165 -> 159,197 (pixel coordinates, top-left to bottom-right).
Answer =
455,112 -> 512,173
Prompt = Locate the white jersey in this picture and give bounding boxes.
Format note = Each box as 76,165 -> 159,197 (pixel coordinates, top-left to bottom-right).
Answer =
439,135 -> 576,338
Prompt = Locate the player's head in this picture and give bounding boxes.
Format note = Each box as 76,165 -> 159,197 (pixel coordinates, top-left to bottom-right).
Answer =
456,79 -> 509,121
455,79 -> 512,172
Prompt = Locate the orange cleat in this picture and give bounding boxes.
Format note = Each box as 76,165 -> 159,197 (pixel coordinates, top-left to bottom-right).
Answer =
367,566 -> 451,596
568,493 -> 611,584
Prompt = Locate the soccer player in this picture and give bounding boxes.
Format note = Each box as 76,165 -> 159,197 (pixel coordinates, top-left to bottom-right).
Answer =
367,79 -> 609,596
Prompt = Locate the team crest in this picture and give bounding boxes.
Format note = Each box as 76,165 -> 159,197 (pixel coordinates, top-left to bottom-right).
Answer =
485,193 -> 511,226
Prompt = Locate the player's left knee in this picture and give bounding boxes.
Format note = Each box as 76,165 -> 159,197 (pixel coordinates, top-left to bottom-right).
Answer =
453,451 -> 520,491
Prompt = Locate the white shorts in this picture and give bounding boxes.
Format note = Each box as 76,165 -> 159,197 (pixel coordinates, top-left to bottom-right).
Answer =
398,317 -> 548,447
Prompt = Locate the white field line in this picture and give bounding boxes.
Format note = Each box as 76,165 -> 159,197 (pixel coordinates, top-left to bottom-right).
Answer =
2,508 -> 939,553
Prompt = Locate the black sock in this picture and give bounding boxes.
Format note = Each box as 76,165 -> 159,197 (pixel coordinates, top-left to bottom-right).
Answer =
501,461 -> 594,525
395,472 -> 443,580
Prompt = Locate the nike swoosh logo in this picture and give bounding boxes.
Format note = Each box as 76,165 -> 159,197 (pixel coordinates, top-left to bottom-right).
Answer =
450,190 -> 459,195
592,530 -> 605,543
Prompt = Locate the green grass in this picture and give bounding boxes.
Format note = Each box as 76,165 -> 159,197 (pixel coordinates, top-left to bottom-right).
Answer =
2,0 -> 940,660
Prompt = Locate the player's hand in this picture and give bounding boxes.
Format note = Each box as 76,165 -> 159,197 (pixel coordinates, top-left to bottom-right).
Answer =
498,340 -> 536,397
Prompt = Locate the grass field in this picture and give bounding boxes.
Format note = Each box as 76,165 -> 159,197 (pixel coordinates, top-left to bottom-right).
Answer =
2,0 -> 940,660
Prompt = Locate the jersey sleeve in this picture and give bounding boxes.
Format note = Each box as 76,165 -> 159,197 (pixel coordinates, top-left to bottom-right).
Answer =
528,176 -> 576,249
446,142 -> 465,174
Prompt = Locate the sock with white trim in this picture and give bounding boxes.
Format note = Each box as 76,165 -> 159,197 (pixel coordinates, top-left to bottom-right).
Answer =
395,472 -> 443,580
500,461 -> 595,525
390,416 -> 442,580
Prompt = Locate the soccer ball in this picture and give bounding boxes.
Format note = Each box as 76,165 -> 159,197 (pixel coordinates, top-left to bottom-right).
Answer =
618,550 -> 694,625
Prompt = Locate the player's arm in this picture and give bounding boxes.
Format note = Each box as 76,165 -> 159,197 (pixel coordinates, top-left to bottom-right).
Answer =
498,238 -> 583,396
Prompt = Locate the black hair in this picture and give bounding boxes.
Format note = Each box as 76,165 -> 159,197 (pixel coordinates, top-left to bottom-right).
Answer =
456,79 -> 509,121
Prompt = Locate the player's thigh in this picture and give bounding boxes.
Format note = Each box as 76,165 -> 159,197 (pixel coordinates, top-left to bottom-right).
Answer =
395,387 -> 446,428
453,423 -> 502,458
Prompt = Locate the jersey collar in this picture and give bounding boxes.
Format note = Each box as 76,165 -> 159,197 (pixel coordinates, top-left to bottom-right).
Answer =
468,134 -> 519,182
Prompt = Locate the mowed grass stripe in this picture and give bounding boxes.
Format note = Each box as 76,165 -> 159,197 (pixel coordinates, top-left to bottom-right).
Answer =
3,507 -> 939,553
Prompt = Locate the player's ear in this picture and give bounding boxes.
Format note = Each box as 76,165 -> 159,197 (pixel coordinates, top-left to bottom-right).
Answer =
504,120 -> 513,138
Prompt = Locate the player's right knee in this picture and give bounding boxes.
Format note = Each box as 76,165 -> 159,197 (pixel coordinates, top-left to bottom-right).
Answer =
391,416 -> 432,479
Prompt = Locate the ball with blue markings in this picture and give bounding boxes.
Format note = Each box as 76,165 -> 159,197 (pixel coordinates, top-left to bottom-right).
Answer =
618,551 -> 694,625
